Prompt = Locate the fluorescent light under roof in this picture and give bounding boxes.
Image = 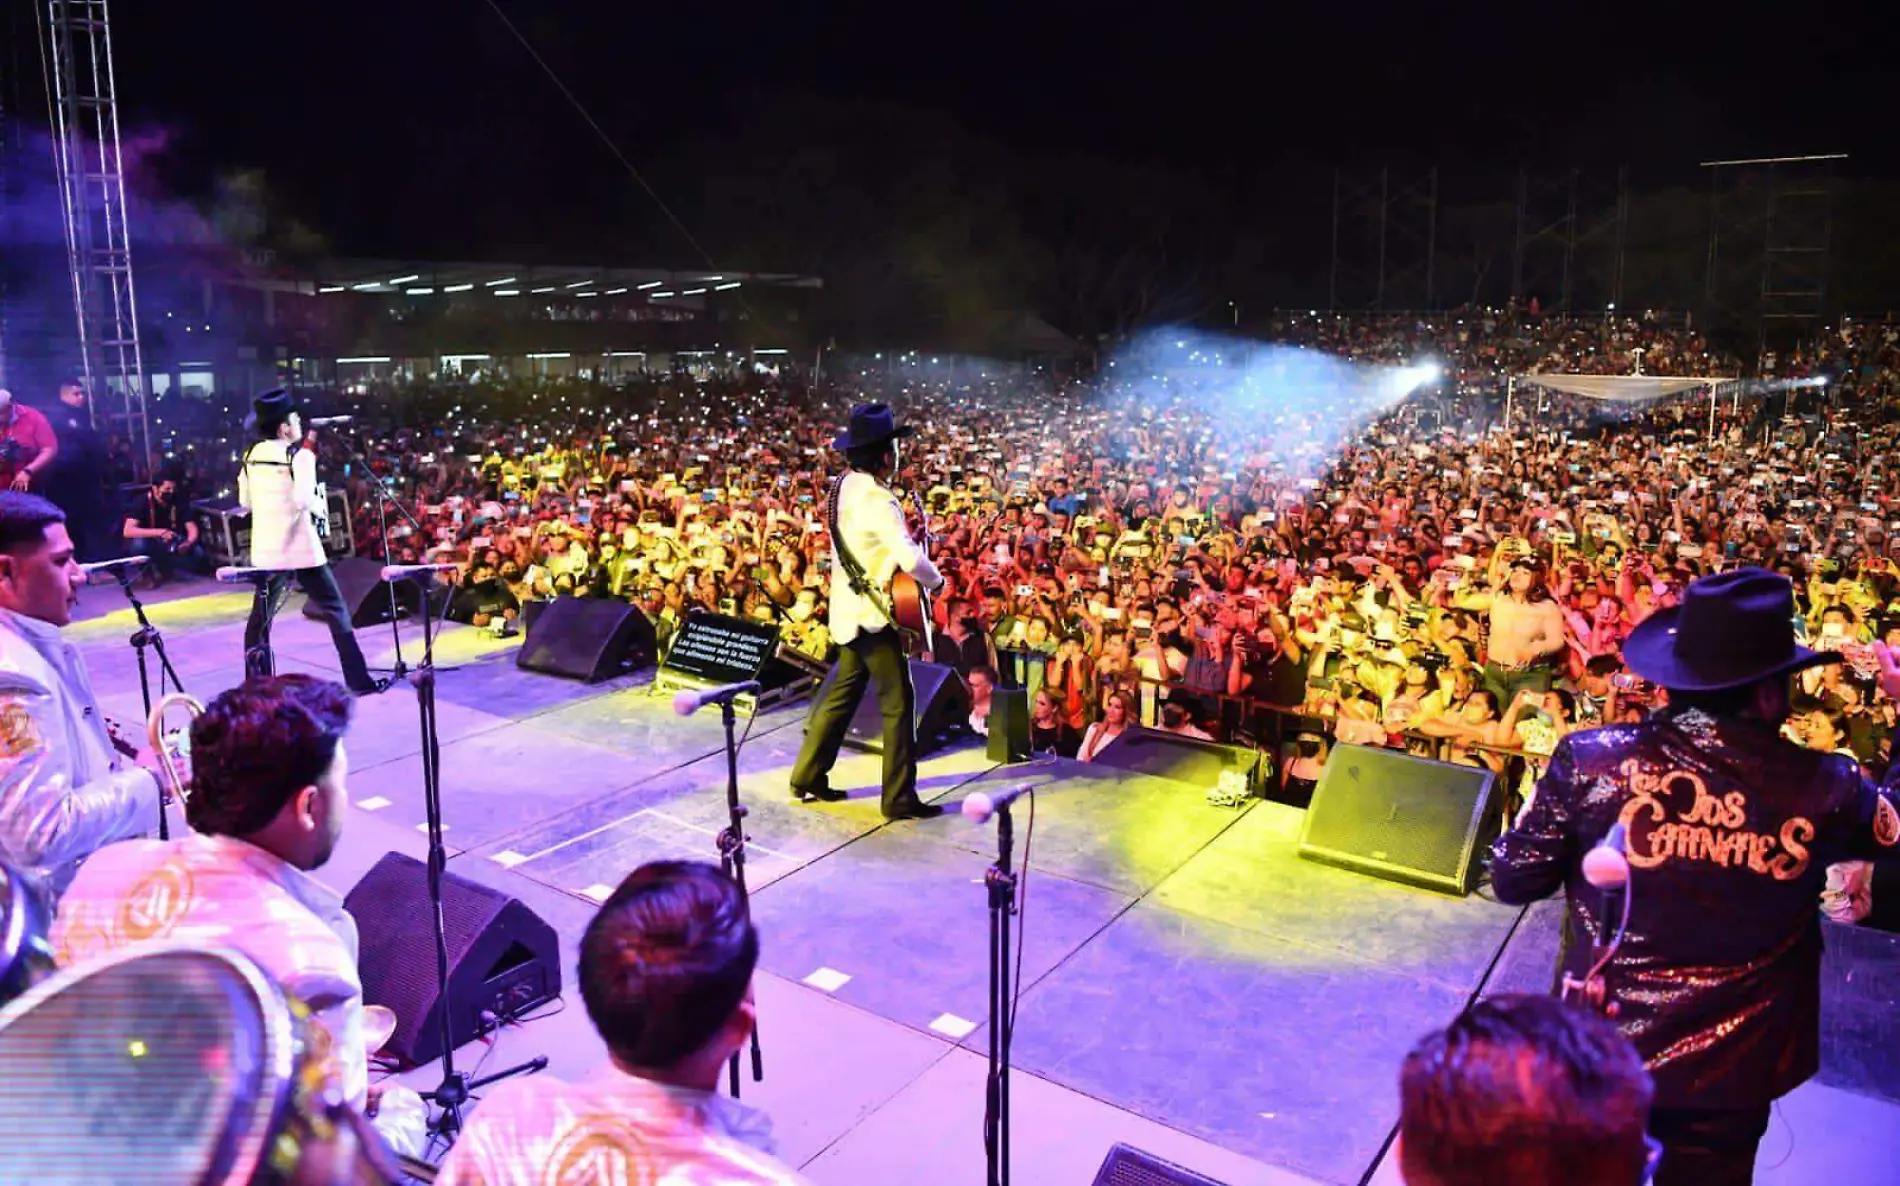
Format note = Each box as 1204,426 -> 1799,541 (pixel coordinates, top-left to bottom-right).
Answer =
649,291 -> 675,299
527,352 -> 571,359
636,281 -> 664,290
577,291 -> 599,298
442,283 -> 474,293
605,351 -> 646,357
406,288 -> 435,295
713,282 -> 741,291
754,348 -> 789,354
351,283 -> 382,291
484,277 -> 517,287
565,281 -> 593,289
605,287 -> 628,294
493,289 -> 521,297
336,356 -> 392,364
700,275 -> 724,282
317,285 -> 347,293
681,288 -> 708,295
388,274 -> 421,285
530,287 -> 556,294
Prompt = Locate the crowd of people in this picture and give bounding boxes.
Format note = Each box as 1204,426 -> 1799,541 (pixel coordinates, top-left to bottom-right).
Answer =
55,309 -> 1900,923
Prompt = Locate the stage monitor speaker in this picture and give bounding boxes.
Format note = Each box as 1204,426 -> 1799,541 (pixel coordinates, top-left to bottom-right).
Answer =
1091,1143 -> 1230,1186
808,658 -> 969,757
516,596 -> 657,682
987,687 -> 1031,763
303,556 -> 444,628
345,852 -> 562,1065
1088,726 -> 1262,792
1298,743 -> 1499,896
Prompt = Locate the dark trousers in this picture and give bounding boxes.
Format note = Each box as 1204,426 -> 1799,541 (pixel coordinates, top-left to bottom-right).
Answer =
243,564 -> 374,691
1649,1104 -> 1771,1186
792,628 -> 919,816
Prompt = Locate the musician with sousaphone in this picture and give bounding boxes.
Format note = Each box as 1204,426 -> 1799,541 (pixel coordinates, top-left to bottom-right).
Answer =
790,404 -> 948,820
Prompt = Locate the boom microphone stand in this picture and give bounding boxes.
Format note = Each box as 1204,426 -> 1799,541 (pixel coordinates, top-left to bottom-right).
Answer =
109,562 -> 185,717
327,429 -> 423,684
108,561 -> 186,840
393,570 -> 546,1139
1563,823 -> 1634,1018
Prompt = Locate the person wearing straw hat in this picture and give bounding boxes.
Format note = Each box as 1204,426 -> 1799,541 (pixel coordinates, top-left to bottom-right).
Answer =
789,404 -> 946,820
1492,567 -> 1900,1186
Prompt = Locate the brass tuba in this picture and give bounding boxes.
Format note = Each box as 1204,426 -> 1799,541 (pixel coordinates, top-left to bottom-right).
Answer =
145,693 -> 204,806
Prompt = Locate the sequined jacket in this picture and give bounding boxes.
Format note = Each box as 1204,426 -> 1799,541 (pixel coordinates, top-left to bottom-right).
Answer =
0,608 -> 160,906
1492,706 -> 1900,1108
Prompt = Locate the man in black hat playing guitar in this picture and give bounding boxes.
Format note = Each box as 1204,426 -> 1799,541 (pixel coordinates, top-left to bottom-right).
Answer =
1492,567 -> 1900,1185
790,404 -> 946,820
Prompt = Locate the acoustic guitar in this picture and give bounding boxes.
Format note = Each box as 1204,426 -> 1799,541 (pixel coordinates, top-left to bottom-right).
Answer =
889,485 -> 935,658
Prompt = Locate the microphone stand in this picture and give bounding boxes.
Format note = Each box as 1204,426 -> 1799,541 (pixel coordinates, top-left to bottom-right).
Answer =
983,801 -> 1019,1186
397,571 -> 546,1139
328,430 -> 425,684
110,565 -> 185,840
714,697 -> 765,1097
111,565 -> 185,715
1562,873 -> 1633,1018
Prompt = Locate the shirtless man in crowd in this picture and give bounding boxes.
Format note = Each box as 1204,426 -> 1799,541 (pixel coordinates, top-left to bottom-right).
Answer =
1454,556 -> 1570,708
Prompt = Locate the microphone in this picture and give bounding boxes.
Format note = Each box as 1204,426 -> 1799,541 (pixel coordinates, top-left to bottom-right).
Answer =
1582,822 -> 1630,891
306,415 -> 354,427
380,562 -> 459,582
214,565 -> 276,583
961,783 -> 1035,824
78,555 -> 150,577
671,681 -> 762,715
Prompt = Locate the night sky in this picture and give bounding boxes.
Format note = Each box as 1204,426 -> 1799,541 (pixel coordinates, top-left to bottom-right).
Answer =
17,0 -> 1896,265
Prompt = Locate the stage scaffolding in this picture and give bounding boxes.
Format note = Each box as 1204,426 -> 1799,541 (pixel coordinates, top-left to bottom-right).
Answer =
1328,168 -> 1437,312
1701,153 -> 1845,358
44,0 -> 150,472
1511,167 -> 1629,314
1328,167 -> 1631,315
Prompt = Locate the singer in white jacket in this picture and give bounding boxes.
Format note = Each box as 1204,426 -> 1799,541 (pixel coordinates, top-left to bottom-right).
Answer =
236,390 -> 382,695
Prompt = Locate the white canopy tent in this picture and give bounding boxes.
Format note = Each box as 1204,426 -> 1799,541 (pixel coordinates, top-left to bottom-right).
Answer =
1508,373 -> 1740,435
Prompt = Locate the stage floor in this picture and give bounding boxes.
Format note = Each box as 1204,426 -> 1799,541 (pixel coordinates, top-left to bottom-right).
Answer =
68,578 -> 1900,1184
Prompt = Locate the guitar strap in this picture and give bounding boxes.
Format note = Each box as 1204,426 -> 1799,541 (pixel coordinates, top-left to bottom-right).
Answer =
826,473 -> 902,628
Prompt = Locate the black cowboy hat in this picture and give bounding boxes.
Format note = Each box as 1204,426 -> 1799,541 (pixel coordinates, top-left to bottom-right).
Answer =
831,403 -> 914,451
1623,566 -> 1840,692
